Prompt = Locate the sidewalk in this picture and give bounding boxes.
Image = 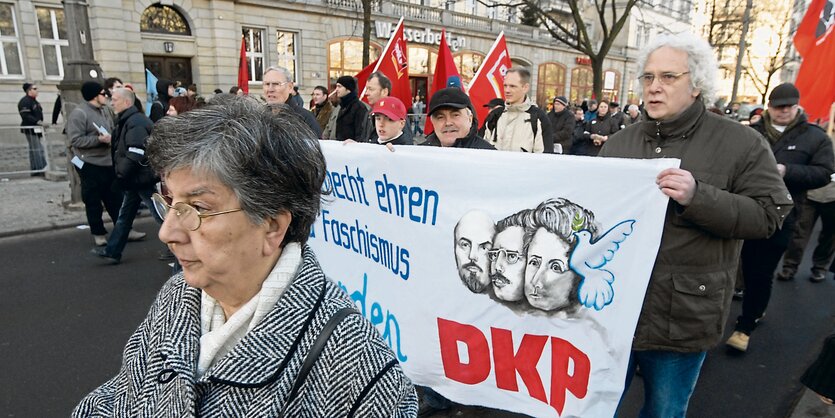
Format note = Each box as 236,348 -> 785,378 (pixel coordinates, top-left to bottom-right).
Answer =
1,175 -> 833,418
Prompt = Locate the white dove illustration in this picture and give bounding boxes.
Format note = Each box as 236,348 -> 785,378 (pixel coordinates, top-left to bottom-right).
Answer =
569,220 -> 636,311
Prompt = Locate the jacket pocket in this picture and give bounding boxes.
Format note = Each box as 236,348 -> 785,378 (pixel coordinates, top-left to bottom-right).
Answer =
668,271 -> 730,341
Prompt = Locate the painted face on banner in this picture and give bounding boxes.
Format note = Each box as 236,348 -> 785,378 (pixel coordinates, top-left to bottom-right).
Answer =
524,228 -> 576,311
489,226 -> 526,302
454,211 -> 495,293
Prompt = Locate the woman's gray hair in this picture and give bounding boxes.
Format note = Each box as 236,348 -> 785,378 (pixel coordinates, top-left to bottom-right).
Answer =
636,32 -> 718,106
146,96 -> 326,246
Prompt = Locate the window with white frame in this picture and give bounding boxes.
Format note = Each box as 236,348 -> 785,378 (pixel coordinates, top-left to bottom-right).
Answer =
276,30 -> 298,83
36,7 -> 68,79
242,27 -> 264,82
0,3 -> 24,76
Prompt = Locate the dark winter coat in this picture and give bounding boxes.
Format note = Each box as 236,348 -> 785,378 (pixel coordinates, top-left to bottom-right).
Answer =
112,106 -> 158,190
335,92 -> 369,141
574,113 -> 620,156
599,99 -> 792,352
149,79 -> 174,123
548,108 -> 575,153
18,95 -> 43,134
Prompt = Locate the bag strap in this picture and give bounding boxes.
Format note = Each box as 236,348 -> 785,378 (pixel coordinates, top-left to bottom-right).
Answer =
280,306 -> 357,414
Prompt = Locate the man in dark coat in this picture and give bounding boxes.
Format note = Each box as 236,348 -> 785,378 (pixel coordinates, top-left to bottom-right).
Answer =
263,66 -> 322,138
150,79 -> 174,123
547,96 -> 574,154
18,82 -> 47,173
334,75 -> 369,141
727,83 -> 834,352
91,88 -> 161,264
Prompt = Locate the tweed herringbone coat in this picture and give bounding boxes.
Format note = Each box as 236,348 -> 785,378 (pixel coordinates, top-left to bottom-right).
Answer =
73,246 -> 418,417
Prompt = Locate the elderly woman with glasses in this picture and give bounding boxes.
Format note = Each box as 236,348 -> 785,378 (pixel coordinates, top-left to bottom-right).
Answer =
73,97 -> 418,417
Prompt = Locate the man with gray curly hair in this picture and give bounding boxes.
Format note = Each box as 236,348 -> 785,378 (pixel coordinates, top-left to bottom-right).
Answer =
599,32 -> 792,417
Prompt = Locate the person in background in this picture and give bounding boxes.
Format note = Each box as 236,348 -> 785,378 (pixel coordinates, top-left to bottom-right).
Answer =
609,102 -> 626,129
262,66 -> 322,138
73,96 -> 418,416
322,90 -> 341,140
412,95 -> 426,136
625,104 -> 641,125
18,82 -> 47,173
483,67 -> 553,153
478,97 -> 505,138
583,99 -> 598,122
548,96 -> 574,154
333,75 -> 369,141
574,100 -> 619,156
311,85 -> 333,134
167,96 -> 199,117
568,107 -> 586,155
150,79 -> 175,122
748,108 -> 763,125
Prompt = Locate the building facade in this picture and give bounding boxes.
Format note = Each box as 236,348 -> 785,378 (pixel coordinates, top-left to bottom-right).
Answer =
0,0 -> 692,126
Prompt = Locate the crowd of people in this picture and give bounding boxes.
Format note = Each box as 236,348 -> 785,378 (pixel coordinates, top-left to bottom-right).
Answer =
16,28 -> 835,417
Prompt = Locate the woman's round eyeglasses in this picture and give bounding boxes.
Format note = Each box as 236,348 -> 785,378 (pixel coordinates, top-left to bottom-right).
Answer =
151,193 -> 242,231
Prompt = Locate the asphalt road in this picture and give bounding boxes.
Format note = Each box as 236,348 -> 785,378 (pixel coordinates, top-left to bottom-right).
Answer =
1,218 -> 833,417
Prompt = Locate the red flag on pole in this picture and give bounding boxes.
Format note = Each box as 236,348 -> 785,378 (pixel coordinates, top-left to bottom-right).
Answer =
467,32 -> 512,128
238,35 -> 250,94
793,0 -> 835,122
424,28 -> 462,135
355,58 -> 379,102
362,17 -> 412,108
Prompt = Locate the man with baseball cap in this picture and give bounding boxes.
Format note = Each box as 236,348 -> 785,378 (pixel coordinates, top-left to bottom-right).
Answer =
729,82 -> 834,352
547,96 -> 574,154
422,87 -> 493,149
371,97 -> 414,146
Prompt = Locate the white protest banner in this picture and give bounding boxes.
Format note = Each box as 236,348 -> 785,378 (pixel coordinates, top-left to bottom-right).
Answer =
309,142 -> 678,417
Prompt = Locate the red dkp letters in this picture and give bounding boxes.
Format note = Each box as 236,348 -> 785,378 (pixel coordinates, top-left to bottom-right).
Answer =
437,318 -> 590,416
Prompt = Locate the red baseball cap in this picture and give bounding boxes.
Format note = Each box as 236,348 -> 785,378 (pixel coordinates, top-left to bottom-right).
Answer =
371,97 -> 407,121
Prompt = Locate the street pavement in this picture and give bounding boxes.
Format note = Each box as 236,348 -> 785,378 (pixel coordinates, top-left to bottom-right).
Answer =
0,176 -> 833,417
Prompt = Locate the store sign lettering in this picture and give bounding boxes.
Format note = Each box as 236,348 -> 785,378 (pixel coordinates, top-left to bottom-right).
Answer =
375,22 -> 467,51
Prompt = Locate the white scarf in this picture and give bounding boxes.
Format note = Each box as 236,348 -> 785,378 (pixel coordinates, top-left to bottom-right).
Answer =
197,243 -> 302,377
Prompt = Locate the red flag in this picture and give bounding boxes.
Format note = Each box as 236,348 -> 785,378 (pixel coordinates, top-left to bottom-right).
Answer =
424,28 -> 462,135
362,17 -> 412,108
794,0 -> 835,122
467,32 -> 512,128
238,35 -> 249,94
355,58 -> 379,102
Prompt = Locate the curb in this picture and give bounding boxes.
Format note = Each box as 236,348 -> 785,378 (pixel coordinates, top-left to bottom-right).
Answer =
0,212 -> 152,239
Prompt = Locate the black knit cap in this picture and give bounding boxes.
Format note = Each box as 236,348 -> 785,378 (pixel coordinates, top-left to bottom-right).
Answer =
768,83 -> 800,107
81,81 -> 104,101
428,87 -> 472,117
23,83 -> 33,93
336,75 -> 357,92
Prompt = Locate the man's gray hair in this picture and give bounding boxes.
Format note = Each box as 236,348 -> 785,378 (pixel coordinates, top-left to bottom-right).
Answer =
112,87 -> 135,103
147,96 -> 326,246
264,66 -> 293,83
636,32 -> 718,106
627,104 -> 639,112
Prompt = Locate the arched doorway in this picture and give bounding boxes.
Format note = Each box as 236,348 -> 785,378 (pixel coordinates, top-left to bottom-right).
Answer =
141,4 -> 193,87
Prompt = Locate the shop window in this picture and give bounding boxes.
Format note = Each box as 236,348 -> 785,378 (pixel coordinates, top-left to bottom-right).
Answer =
242,27 -> 264,83
0,3 -> 23,76
327,39 -> 381,87
536,62 -> 566,108
276,30 -> 298,82
408,46 -> 436,76
453,52 -> 484,86
140,4 -> 191,35
569,66 -> 593,104
602,69 -> 621,102
36,7 -> 68,79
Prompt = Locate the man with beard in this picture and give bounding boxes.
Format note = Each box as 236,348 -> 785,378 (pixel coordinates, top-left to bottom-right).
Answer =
453,210 -> 495,293
489,209 -> 530,302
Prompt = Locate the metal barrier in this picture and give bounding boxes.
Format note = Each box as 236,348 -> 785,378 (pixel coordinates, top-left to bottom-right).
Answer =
0,124 -> 65,176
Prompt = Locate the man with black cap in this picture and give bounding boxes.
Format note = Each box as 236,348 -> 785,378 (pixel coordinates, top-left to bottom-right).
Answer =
609,101 -> 626,130
728,82 -> 834,353
333,75 -> 370,141
422,87 -> 493,149
18,82 -> 47,173
547,96 -> 574,154
67,80 -> 126,247
477,98 -> 504,138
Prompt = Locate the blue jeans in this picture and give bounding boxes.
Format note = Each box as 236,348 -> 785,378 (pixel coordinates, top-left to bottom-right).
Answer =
105,187 -> 161,259
618,350 -> 707,418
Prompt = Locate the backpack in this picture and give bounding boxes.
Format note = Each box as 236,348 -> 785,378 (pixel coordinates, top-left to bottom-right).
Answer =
485,105 -> 546,140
